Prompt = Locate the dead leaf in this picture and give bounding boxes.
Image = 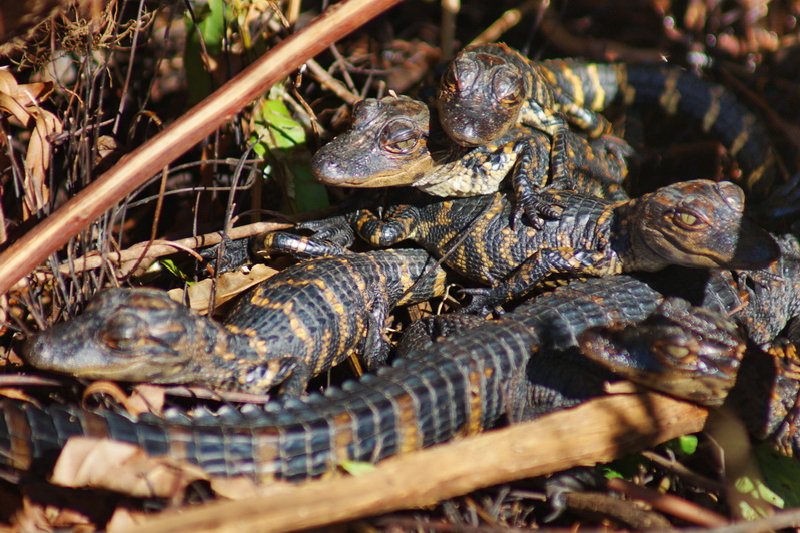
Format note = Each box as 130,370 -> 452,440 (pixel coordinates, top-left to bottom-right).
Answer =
106,507 -> 151,532
167,263 -> 277,313
127,385 -> 166,417
15,484 -> 97,532
51,438 -> 209,498
0,70 -> 62,218
0,388 -> 38,401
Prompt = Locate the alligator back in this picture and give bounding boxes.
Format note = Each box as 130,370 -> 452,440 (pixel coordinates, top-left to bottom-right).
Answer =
224,248 -> 448,377
539,59 -> 778,198
1,276 -> 663,482
359,191 -> 612,287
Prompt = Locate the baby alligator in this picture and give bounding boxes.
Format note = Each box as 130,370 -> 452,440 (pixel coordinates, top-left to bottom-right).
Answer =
24,249 -> 447,396
0,275 -> 743,482
273,179 -> 778,309
580,309 -> 800,457
312,95 -> 631,223
437,43 -> 780,200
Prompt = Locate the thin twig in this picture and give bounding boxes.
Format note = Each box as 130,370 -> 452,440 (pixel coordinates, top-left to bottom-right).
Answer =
470,0 -> 540,46
0,0 -> 405,296
10,221 -> 289,292
441,0 -> 460,60
606,477 -> 728,527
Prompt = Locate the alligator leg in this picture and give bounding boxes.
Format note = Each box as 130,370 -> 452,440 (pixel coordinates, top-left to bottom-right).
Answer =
257,215 -> 356,258
462,247 -> 619,312
234,355 -> 309,396
554,97 -> 614,139
360,296 -> 393,369
510,135 -> 566,229
518,103 -> 571,185
259,231 -> 352,259
352,205 -> 421,247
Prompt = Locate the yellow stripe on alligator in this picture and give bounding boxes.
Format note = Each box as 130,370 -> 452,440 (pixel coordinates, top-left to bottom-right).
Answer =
586,65 -> 606,110
622,84 -> 636,107
561,67 -> 586,107
396,393 -> 421,453
658,70 -> 681,115
729,113 -> 754,157
702,86 -> 723,133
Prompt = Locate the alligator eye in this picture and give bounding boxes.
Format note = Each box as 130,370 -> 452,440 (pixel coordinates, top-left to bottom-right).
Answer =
101,313 -> 146,350
444,56 -> 479,94
380,118 -> 422,154
673,210 -> 705,230
666,345 -> 690,359
492,67 -> 523,105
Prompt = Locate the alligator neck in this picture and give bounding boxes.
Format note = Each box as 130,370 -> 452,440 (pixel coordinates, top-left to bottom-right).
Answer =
610,197 -> 672,273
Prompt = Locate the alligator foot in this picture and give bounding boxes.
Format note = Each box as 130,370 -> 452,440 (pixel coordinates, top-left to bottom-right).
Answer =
456,287 -> 506,316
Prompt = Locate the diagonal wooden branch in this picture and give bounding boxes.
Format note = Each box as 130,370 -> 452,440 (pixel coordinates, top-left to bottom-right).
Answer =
122,393 -> 709,533
0,0 -> 405,296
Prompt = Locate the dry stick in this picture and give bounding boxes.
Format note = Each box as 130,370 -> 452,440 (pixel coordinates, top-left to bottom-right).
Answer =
470,0 -> 540,46
305,58 -> 361,105
10,221 -> 290,291
606,477 -> 728,527
0,0 -> 405,297
123,393 -> 708,533
440,0 -> 460,60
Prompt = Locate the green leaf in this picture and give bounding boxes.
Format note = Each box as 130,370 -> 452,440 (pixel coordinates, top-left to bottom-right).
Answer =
754,443 -> 800,508
184,0 -> 226,105
338,460 -> 377,476
734,475 -> 784,520
602,454 -> 644,480
251,95 -> 329,213
160,258 -> 190,281
675,435 -> 698,455
253,98 -> 306,149
602,467 -> 624,480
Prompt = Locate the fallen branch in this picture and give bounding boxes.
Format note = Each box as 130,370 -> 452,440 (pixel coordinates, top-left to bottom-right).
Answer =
11,221 -> 289,291
122,392 -> 708,533
0,0 -> 405,296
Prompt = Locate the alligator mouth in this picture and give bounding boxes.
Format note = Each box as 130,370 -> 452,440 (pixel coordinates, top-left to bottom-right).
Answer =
328,170 -> 424,188
312,151 -> 434,188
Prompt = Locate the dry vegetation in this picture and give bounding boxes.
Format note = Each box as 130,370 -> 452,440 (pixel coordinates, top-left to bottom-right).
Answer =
0,0 -> 800,530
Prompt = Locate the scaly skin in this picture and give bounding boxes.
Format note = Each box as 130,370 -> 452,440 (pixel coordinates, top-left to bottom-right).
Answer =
312,95 -> 632,225
580,300 -> 800,456
437,43 -> 781,201
11,270 -> 800,484
0,276 -> 682,482
270,179 -> 778,309
24,249 -> 447,396
579,297 -> 745,406
6,236 -> 800,482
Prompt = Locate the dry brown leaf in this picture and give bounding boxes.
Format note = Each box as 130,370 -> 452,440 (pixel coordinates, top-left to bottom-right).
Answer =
0,70 -> 61,218
23,109 -> 61,214
0,71 -> 17,94
106,507 -> 151,532
0,93 -> 32,124
15,488 -> 95,532
51,438 -> 209,498
126,385 -> 166,417
0,387 -> 37,401
168,263 -> 277,313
